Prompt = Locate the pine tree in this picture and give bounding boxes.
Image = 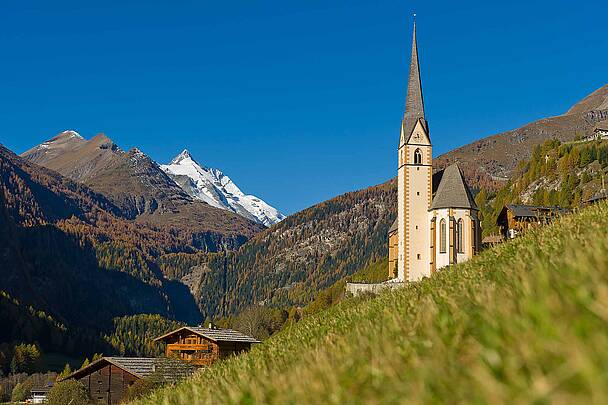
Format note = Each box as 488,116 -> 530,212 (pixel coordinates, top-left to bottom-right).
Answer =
58,363 -> 72,379
80,358 -> 89,369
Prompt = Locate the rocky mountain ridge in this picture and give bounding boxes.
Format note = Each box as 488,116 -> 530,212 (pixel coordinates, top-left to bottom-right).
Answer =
435,84 -> 608,189
21,132 -> 263,250
161,149 -> 285,227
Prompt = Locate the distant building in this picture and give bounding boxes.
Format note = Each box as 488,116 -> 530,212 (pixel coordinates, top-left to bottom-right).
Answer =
30,384 -> 52,404
61,357 -> 194,405
154,326 -> 260,367
497,204 -> 569,239
584,189 -> 608,205
583,123 -> 608,141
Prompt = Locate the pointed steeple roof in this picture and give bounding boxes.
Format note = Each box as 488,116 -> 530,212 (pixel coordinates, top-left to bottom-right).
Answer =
430,164 -> 478,210
402,20 -> 427,142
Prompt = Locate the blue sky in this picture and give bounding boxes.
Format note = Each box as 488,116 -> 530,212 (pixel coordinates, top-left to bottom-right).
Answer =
0,1 -> 605,215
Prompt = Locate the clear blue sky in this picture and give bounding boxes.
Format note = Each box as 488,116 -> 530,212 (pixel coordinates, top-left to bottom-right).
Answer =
1,1 -> 605,215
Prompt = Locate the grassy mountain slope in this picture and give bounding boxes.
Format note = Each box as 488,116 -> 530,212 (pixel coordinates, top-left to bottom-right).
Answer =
132,201 -> 608,404
436,84 -> 608,189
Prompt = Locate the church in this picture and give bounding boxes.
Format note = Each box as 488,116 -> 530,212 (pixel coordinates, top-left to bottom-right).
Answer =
388,22 -> 481,282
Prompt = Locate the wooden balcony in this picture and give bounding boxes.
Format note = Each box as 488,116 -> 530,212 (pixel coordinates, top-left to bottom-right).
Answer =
166,344 -> 209,351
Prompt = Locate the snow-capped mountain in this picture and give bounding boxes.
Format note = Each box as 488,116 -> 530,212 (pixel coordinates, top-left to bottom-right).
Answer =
160,150 -> 286,227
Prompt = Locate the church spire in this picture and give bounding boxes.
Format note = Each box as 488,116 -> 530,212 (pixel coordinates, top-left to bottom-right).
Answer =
402,19 -> 426,141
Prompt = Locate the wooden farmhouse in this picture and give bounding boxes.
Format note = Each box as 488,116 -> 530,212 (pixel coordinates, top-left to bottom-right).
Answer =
584,189 -> 608,206
154,326 -> 260,367
498,204 -> 568,239
61,357 -> 194,405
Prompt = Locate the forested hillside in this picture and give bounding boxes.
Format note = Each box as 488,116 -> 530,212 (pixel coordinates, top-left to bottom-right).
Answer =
131,200 -> 608,405
476,137 -> 608,235
188,179 -> 396,319
0,144 -> 206,369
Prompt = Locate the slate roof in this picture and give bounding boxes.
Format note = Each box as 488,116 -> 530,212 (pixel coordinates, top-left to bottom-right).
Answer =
30,384 -> 52,394
505,204 -> 569,218
154,327 -> 260,344
402,21 -> 427,143
594,123 -> 608,132
430,164 -> 478,211
61,357 -> 194,382
586,189 -> 608,203
388,219 -> 398,234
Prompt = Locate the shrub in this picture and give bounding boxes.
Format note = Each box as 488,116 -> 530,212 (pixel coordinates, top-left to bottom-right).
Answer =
46,380 -> 89,405
11,380 -> 32,402
123,376 -> 161,402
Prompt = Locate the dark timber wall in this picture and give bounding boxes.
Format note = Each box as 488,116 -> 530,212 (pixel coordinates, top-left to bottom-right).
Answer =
77,364 -> 139,405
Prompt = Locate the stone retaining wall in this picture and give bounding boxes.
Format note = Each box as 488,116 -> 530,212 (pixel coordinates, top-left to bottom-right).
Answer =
345,282 -> 405,296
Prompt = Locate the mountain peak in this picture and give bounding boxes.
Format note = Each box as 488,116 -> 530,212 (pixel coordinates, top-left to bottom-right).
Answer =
565,83 -> 608,115
50,130 -> 84,143
161,151 -> 285,226
89,132 -> 113,145
171,149 -> 195,165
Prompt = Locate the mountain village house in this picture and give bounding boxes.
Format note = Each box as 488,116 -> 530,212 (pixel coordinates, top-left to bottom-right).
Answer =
497,204 -> 569,239
29,383 -> 52,404
583,123 -> 608,141
62,327 -> 258,404
154,326 -> 260,366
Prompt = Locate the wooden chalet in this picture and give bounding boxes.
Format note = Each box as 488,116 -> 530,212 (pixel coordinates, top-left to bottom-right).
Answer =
154,326 -> 260,367
61,357 -> 194,405
30,383 -> 52,404
584,189 -> 608,206
497,204 -> 569,239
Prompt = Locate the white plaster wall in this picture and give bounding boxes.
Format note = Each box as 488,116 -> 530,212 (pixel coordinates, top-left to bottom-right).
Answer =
397,161 -> 406,281
407,160 -> 431,281
431,208 -> 477,270
405,121 -> 432,282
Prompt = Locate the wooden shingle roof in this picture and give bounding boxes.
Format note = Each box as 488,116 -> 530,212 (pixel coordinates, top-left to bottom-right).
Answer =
388,219 -> 398,234
154,326 -> 260,344
505,204 -> 569,218
61,357 -> 194,382
594,122 -> 608,132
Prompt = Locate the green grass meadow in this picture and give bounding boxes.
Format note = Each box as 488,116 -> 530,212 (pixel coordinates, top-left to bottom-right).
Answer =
130,202 -> 608,404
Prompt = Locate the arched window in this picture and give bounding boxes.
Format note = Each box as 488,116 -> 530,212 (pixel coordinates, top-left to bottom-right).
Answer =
440,219 -> 446,253
414,148 -> 422,165
457,219 -> 464,253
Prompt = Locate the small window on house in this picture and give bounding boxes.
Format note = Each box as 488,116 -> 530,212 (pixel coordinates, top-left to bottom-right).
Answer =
440,219 -> 446,253
417,254 -> 421,260
457,219 -> 464,253
414,148 -> 422,165
417,191 -> 420,196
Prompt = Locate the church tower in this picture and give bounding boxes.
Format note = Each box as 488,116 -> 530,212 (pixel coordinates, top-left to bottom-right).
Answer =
397,21 -> 432,282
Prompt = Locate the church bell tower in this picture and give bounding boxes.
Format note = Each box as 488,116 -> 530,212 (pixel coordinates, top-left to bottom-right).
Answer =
397,21 -> 432,282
